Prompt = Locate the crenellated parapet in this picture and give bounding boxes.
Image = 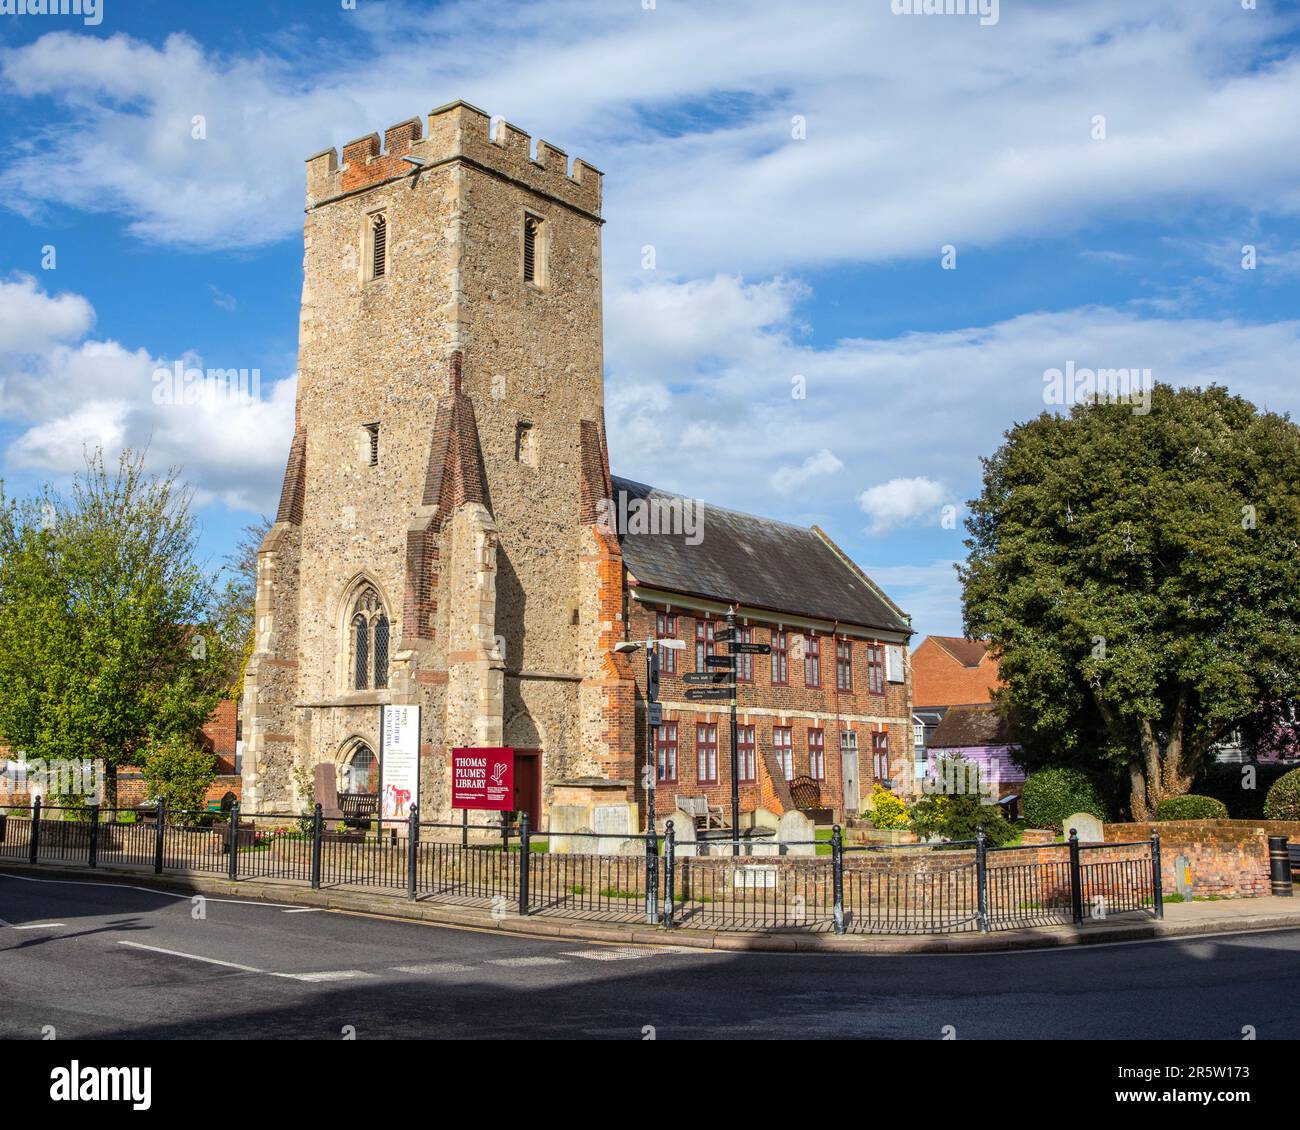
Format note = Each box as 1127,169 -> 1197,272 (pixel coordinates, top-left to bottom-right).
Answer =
305,100 -> 601,216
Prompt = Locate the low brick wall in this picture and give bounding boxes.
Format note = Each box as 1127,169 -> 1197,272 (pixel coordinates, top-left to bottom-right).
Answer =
1104,819 -> 1300,898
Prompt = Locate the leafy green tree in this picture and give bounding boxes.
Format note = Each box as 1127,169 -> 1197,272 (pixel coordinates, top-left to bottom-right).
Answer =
209,516 -> 271,701
961,385 -> 1300,819
140,734 -> 217,814
0,451 -> 235,807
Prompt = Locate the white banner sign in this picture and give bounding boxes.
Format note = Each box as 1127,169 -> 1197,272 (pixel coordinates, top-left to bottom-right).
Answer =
380,704 -> 421,820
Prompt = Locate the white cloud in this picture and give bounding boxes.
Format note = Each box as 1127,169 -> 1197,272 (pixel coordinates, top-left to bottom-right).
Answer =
0,274 -> 94,354
770,448 -> 844,495
858,476 -> 947,535
0,278 -> 294,512
2,2 -> 1299,271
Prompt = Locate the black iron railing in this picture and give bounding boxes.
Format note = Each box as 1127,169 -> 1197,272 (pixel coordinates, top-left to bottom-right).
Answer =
0,800 -> 1170,935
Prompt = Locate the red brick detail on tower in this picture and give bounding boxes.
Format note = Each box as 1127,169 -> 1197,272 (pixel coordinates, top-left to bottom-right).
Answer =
403,352 -> 488,641
274,429 -> 307,525
340,118 -> 423,193
578,418 -> 613,526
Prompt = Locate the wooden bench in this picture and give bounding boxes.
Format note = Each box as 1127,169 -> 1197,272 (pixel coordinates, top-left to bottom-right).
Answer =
678,795 -> 724,831
788,775 -> 822,811
339,792 -> 378,831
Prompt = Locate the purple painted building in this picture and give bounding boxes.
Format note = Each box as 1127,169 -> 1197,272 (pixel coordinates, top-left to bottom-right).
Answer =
926,703 -> 1025,799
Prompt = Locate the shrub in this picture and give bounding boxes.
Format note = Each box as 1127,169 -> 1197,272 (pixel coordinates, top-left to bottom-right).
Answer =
1264,768 -> 1300,821
1154,794 -> 1228,821
907,758 -> 1017,846
140,735 -> 216,816
1021,767 -> 1108,832
866,783 -> 909,829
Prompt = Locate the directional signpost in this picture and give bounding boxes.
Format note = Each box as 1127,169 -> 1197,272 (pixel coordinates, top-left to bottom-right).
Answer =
683,671 -> 732,684
684,687 -> 734,702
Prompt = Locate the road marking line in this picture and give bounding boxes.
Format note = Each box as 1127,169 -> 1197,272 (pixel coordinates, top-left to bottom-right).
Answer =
273,970 -> 377,983
282,908 -> 321,914
0,871 -> 313,911
562,948 -> 660,962
392,963 -> 475,975
11,923 -> 65,930
486,956 -> 570,968
117,940 -> 266,974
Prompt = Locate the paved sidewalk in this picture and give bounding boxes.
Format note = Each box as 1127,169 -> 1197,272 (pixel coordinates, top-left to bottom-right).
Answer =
2,858 -> 1296,953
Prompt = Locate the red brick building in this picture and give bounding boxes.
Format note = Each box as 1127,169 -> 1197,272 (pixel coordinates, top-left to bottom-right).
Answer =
610,477 -> 915,827
911,636 -> 1001,708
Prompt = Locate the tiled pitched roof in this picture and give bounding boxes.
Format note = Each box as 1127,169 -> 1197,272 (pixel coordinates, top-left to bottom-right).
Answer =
611,475 -> 910,634
931,636 -> 990,668
929,703 -> 1015,748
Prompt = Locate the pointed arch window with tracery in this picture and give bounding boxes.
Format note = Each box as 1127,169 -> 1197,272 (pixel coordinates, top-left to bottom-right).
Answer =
349,585 -> 389,690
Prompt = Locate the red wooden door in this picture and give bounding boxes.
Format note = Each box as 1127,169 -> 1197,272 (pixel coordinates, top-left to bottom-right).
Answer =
512,750 -> 541,825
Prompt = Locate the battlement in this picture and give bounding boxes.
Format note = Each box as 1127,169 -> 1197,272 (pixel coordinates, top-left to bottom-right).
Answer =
305,100 -> 602,216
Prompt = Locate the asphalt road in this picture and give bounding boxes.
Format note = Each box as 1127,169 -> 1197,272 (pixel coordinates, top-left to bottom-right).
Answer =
2,870 -> 1299,1040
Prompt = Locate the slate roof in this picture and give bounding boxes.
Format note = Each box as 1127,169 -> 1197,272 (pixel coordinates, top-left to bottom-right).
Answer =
610,475 -> 910,634
929,703 -> 1015,748
930,636 -> 990,668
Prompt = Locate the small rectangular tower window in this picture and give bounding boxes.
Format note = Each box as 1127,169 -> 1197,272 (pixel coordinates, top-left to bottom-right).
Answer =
515,421 -> 536,466
523,213 -> 543,285
369,212 -> 387,280
364,423 -> 379,466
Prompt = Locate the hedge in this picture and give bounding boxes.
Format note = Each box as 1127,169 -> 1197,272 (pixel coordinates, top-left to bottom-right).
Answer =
1264,768 -> 1300,821
1020,767 -> 1109,832
1154,794 -> 1229,821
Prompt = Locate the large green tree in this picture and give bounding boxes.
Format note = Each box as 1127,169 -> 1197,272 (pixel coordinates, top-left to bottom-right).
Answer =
961,385 -> 1300,819
0,451 -> 234,806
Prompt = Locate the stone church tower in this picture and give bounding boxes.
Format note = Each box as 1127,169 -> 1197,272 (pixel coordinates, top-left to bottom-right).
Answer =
241,101 -> 636,822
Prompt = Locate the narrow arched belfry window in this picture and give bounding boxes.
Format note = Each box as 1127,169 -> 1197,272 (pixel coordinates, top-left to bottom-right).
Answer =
353,614 -> 370,690
371,213 -> 387,279
348,586 -> 389,690
523,213 -> 543,284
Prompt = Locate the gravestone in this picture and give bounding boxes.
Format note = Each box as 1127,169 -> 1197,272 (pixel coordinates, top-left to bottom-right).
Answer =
547,804 -> 593,854
314,763 -> 343,820
777,809 -> 817,857
668,809 -> 697,858
593,803 -> 634,855
1065,812 -> 1104,844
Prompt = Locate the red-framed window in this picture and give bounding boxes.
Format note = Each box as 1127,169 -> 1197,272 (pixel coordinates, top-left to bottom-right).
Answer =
695,619 -> 716,672
866,643 -> 885,695
836,639 -> 853,692
804,634 -> 821,688
737,724 -> 756,783
872,731 -> 889,780
808,728 -> 825,780
736,625 -> 754,682
771,630 -> 789,685
656,722 -> 678,783
696,723 -> 718,784
656,613 -> 678,674
774,726 -> 794,780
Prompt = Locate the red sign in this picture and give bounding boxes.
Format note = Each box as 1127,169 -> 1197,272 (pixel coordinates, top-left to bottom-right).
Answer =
451,747 -> 515,811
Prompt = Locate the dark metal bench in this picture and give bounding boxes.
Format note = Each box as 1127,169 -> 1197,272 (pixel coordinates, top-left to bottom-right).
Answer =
339,792 -> 378,831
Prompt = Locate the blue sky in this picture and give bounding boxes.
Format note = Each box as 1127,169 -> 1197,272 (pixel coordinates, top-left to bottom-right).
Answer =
1,0 -> 1298,640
